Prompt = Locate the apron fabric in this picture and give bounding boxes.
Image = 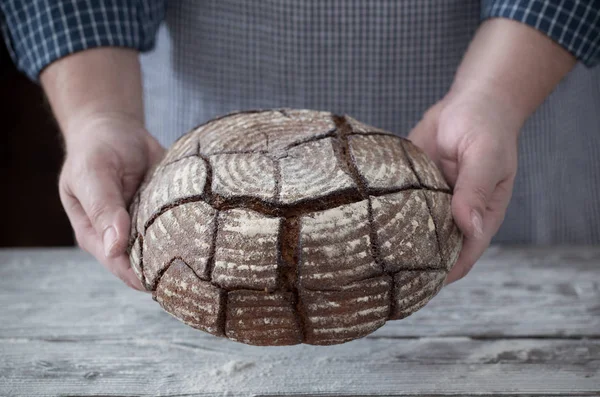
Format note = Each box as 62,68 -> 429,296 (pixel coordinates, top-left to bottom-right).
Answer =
140,0 -> 600,244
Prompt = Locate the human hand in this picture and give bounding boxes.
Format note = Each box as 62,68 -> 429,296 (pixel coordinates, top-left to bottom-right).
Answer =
408,18 -> 576,284
59,114 -> 164,290
408,91 -> 519,284
39,47 -> 166,290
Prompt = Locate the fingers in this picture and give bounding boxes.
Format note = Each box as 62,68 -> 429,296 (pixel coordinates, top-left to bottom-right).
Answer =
451,140 -> 504,241
411,98 -> 518,284
444,146 -> 514,284
444,225 -> 492,284
108,255 -> 146,291
59,172 -> 145,291
407,104 -> 443,162
446,148 -> 499,284
72,167 -> 130,258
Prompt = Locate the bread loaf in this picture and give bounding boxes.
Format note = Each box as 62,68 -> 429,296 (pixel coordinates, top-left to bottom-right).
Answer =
128,109 -> 462,346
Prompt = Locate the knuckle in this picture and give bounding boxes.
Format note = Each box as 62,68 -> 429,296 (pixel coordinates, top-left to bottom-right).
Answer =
454,183 -> 488,209
58,166 -> 73,191
470,185 -> 489,206
87,201 -> 109,225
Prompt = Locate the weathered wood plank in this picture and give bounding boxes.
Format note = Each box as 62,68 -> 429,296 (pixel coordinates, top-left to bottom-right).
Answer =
0,337 -> 597,396
0,247 -> 598,395
0,246 -> 597,340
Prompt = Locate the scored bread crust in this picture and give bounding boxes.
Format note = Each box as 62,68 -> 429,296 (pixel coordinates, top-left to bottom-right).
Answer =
128,109 -> 462,346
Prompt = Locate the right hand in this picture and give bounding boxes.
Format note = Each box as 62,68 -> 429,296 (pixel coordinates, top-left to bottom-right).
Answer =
408,93 -> 519,284
59,114 -> 165,290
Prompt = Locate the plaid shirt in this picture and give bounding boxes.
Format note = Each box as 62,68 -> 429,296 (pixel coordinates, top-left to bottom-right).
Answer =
0,0 -> 599,81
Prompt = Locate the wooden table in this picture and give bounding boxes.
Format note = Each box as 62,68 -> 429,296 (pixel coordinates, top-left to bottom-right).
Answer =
0,246 -> 598,396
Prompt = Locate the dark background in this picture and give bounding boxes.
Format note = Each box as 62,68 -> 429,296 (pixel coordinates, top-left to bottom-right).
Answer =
0,40 -> 74,247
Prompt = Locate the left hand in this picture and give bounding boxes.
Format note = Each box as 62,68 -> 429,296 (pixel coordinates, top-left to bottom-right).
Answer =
408,90 -> 519,284
408,18 -> 576,284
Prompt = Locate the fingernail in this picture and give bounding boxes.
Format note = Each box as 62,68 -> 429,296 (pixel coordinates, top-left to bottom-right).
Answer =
126,272 -> 146,291
471,210 -> 484,239
103,226 -> 117,257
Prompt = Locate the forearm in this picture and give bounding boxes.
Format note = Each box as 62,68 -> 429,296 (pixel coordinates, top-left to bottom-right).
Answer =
40,47 -> 144,139
449,18 -> 577,126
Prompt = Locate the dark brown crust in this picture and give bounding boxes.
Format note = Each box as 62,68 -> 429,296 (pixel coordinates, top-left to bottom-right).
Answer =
402,138 -> 450,191
142,201 -> 216,289
370,190 -> 443,273
278,217 -> 307,341
205,211 -> 220,281
424,191 -> 463,272
128,235 -> 147,290
348,134 -> 421,192
211,209 -> 281,291
225,290 -> 302,345
131,109 -> 462,346
300,275 -> 392,345
210,152 -> 276,201
297,200 -> 382,290
389,270 -> 445,320
154,259 -> 225,337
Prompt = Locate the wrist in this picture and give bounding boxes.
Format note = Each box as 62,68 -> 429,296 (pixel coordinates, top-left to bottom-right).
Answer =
40,47 -> 144,139
450,18 -> 576,126
63,110 -> 146,144
445,77 -> 527,133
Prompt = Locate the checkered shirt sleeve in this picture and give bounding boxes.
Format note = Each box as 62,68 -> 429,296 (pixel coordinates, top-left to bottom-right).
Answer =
482,0 -> 600,67
0,0 -> 166,81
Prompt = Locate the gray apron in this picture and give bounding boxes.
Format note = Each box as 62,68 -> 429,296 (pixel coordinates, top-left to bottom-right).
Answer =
140,0 -> 600,244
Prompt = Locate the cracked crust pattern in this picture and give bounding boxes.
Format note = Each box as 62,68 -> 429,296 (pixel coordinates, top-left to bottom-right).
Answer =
298,200 -> 381,290
210,152 -> 276,201
143,201 -> 216,288
349,134 -> 419,191
212,209 -> 281,291
225,290 -> 302,345
371,190 -> 442,272
128,109 -> 462,346
279,137 -> 357,204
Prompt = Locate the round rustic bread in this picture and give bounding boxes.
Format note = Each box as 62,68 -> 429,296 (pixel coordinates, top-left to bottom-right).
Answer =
128,109 -> 462,346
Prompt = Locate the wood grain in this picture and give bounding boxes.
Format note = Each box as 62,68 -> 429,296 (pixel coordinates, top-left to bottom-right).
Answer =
0,337 -> 597,396
0,247 -> 599,395
2,247 -> 597,340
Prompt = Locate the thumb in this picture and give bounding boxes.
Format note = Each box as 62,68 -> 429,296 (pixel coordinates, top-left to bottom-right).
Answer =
74,168 -> 129,258
407,104 -> 444,161
451,142 -> 503,241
